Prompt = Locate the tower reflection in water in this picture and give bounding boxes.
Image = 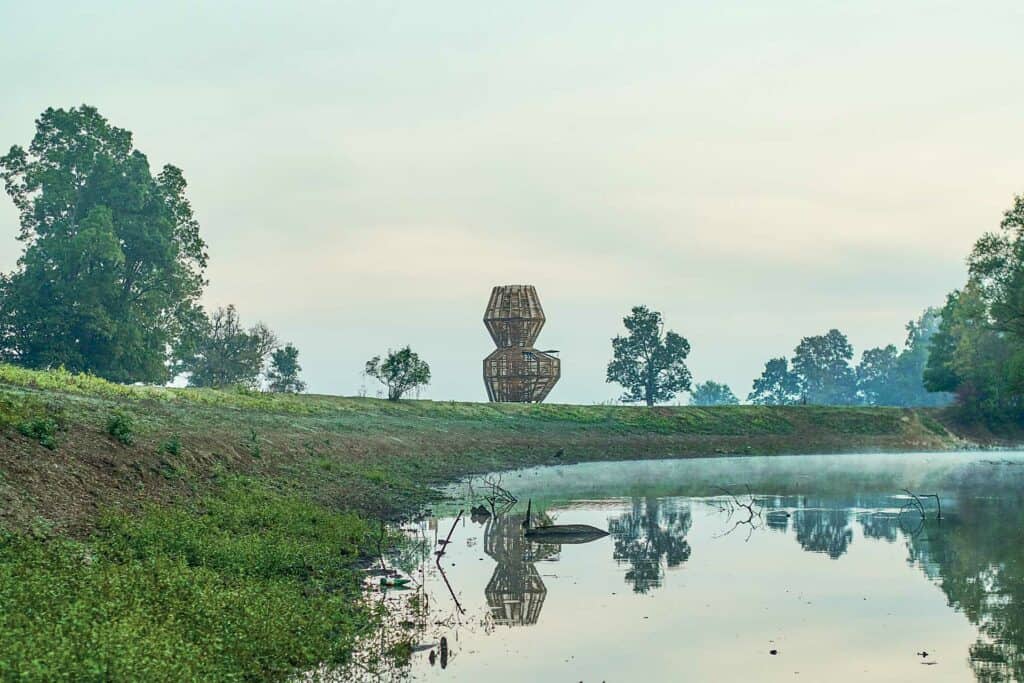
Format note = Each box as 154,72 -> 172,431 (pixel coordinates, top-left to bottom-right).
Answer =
481,512 -> 559,627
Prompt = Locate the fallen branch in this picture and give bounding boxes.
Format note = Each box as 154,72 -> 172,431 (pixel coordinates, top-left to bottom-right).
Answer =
435,510 -> 463,557
901,490 -> 942,521
712,485 -> 763,541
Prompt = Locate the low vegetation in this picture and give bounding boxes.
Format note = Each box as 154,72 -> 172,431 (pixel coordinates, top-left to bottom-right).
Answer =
0,479 -> 381,681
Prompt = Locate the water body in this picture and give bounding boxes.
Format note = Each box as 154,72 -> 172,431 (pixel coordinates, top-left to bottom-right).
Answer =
358,452 -> 1024,682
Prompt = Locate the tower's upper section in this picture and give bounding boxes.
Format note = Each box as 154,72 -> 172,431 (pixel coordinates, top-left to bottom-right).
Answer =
483,285 -> 546,348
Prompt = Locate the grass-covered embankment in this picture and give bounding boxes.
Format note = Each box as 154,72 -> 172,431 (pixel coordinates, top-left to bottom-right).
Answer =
0,364 -> 976,679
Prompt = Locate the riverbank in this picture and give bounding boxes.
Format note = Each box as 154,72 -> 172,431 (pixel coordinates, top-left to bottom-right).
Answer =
0,365 -> 991,679
0,365 -> 975,534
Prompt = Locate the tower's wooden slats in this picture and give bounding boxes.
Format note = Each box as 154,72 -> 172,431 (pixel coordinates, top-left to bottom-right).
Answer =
482,285 -> 560,403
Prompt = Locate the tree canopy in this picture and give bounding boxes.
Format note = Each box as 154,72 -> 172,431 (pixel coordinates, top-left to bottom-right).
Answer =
180,306 -> 278,389
857,308 -> 952,407
365,347 -> 430,401
0,106 -> 207,383
791,329 -> 857,405
748,357 -> 801,405
267,344 -> 306,393
690,381 -> 739,406
606,305 -> 692,406
749,312 -> 951,408
923,193 -> 1024,420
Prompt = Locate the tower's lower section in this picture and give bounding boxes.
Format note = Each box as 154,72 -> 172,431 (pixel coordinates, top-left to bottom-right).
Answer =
483,348 -> 561,403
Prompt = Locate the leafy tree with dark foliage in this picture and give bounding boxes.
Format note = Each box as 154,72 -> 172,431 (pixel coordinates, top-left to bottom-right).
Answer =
791,329 -> 857,405
365,346 -> 430,400
267,344 -> 305,393
182,306 -> 278,389
606,305 -> 691,406
748,357 -> 801,405
855,345 -> 900,405
690,381 -> 739,406
925,284 -> 1017,418
923,193 -> 1024,420
0,106 -> 207,382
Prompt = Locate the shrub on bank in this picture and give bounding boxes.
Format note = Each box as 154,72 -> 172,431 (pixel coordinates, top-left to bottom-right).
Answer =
106,410 -> 135,445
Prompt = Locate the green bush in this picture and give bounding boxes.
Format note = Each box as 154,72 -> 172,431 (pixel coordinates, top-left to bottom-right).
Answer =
16,416 -> 59,450
160,435 -> 182,456
106,411 -> 135,445
0,392 -> 64,449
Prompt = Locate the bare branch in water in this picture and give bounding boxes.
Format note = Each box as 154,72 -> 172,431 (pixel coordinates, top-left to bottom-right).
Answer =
900,489 -> 942,521
712,485 -> 763,541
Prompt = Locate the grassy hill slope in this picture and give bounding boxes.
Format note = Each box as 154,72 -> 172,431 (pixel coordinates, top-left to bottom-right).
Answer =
0,364 -> 968,534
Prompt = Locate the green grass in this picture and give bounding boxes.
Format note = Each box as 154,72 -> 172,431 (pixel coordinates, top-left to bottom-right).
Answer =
0,479 -> 383,681
0,363 -> 929,436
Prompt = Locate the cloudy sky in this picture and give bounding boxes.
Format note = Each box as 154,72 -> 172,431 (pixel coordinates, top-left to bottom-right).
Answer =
2,1 -> 1022,403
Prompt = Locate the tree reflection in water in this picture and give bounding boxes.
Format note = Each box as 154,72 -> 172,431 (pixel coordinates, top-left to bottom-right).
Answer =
857,510 -> 900,543
769,493 -> 1024,681
903,497 -> 1024,682
608,497 -> 692,594
792,507 -> 853,559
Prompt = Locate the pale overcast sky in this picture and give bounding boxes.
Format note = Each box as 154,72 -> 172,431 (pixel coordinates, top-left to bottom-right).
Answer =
2,1 -> 1022,403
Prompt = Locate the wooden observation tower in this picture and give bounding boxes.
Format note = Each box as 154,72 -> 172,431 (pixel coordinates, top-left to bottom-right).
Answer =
482,285 -> 561,403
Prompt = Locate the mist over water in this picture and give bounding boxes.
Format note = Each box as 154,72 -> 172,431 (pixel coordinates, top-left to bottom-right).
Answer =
443,451 -> 1024,505
348,452 -> 1024,682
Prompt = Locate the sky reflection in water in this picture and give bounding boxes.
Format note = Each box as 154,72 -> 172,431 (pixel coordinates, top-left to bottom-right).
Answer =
374,453 -> 1024,682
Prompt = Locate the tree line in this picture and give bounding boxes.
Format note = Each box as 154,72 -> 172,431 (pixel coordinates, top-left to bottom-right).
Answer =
745,310 -> 951,407
605,191 -> 1024,418
2,106 -> 1020,417
603,305 -> 953,408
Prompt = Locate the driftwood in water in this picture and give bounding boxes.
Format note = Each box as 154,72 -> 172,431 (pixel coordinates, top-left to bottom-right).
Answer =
901,489 -> 942,520
521,499 -> 609,544
524,525 -> 609,544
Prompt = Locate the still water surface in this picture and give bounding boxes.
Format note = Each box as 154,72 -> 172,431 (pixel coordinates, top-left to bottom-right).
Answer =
358,452 -> 1024,682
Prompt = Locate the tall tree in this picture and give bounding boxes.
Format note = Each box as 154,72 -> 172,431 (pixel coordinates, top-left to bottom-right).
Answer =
967,193 -> 1024,340
924,284 -> 1017,417
748,357 -> 801,405
893,307 -> 954,407
606,305 -> 692,406
855,345 -> 900,405
690,381 -> 739,406
365,346 -> 430,401
181,306 -> 278,389
791,329 -> 857,405
923,292 -> 964,396
0,106 -> 207,382
267,344 -> 306,393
